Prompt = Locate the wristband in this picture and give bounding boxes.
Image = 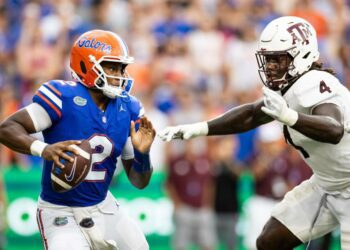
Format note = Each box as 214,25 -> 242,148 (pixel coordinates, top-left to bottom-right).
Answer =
30,140 -> 48,157
281,108 -> 298,127
132,150 -> 152,173
194,122 -> 209,136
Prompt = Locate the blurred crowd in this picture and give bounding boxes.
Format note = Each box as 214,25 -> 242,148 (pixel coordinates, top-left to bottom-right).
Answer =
0,0 -> 349,249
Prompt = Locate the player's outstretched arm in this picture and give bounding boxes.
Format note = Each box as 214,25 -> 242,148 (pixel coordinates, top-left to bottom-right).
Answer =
158,99 -> 273,142
123,116 -> 156,189
0,107 -> 83,168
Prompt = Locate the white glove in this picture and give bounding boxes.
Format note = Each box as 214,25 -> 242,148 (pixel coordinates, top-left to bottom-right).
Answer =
345,121 -> 350,133
261,87 -> 298,126
158,122 -> 208,142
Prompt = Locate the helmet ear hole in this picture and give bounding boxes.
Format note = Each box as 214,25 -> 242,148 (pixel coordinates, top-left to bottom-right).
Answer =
80,61 -> 87,74
303,52 -> 311,59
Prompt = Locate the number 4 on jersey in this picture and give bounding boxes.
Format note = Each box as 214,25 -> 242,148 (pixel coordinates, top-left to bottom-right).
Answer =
319,80 -> 332,94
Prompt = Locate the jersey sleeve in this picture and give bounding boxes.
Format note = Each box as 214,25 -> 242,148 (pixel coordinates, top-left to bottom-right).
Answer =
294,71 -> 340,109
32,80 -> 77,124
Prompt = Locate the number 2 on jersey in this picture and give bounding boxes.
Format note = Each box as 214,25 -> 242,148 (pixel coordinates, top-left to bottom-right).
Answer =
85,135 -> 113,181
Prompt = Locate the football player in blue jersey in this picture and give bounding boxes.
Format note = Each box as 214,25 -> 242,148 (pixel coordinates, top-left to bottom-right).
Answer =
0,30 -> 156,250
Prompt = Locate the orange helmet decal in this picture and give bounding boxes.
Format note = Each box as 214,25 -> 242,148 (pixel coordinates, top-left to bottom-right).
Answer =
77,37 -> 112,54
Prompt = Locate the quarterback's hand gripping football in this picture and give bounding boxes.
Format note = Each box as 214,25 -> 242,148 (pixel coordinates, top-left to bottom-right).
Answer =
261,87 -> 298,126
130,116 -> 156,153
158,122 -> 209,142
41,140 -> 83,169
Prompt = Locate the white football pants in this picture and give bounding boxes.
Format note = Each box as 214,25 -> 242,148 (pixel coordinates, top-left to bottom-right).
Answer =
272,177 -> 350,249
36,192 -> 149,250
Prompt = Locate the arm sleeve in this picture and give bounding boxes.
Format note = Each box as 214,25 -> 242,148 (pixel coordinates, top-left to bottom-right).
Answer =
121,137 -> 134,160
25,103 -> 52,132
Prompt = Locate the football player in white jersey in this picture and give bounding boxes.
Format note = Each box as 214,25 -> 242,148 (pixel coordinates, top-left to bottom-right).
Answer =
159,16 -> 350,249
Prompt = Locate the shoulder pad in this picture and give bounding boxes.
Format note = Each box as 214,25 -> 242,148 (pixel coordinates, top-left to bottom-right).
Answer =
293,71 -> 339,108
32,80 -> 80,122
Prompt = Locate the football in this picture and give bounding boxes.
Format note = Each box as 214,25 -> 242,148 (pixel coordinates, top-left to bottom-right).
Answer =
51,140 -> 92,193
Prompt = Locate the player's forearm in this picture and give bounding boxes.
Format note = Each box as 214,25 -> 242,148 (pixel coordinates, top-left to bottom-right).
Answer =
158,101 -> 271,141
208,101 -> 272,135
292,114 -> 344,144
128,169 -> 153,189
0,119 -> 36,154
129,150 -> 153,189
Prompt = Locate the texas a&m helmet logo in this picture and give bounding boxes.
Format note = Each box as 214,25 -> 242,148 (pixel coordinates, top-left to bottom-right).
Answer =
287,22 -> 312,45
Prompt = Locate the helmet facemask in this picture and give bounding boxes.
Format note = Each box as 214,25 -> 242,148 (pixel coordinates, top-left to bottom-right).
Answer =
89,55 -> 134,99
256,49 -> 296,91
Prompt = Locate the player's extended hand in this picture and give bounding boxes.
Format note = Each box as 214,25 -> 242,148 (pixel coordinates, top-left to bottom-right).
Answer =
41,140 -> 82,169
130,116 -> 156,153
158,122 -> 208,142
261,87 -> 298,126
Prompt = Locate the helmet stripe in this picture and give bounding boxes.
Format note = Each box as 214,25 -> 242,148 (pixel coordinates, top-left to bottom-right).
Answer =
111,33 -> 128,57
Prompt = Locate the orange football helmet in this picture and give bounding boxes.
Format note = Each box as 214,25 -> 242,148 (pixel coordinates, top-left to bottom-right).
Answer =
70,30 -> 134,98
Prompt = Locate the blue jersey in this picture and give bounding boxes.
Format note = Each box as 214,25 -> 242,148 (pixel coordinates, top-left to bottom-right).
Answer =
33,80 -> 144,206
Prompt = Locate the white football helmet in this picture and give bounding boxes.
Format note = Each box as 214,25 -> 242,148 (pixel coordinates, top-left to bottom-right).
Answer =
256,16 -> 320,90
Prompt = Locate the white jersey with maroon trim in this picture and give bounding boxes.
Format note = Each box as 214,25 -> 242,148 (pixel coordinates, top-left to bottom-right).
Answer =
281,70 -> 350,192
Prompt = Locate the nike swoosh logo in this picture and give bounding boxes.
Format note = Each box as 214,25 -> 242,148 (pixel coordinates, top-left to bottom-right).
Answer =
65,157 -> 77,182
